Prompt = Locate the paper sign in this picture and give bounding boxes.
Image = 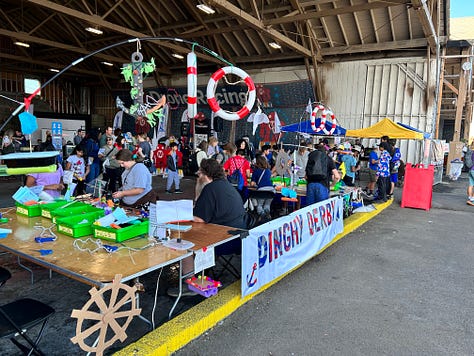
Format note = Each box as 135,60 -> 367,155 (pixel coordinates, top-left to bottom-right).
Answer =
112,207 -> 138,225
12,186 -> 39,204
29,185 -> 44,195
155,199 -> 194,224
95,214 -> 116,227
194,246 -> 215,273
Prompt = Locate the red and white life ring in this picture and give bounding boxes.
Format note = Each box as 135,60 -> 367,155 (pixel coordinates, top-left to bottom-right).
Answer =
187,52 -> 197,119
206,66 -> 256,121
310,104 -> 326,133
310,104 -> 337,134
322,109 -> 337,135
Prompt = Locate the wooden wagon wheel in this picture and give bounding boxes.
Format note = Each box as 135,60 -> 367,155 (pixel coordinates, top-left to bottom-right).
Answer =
70,274 -> 141,356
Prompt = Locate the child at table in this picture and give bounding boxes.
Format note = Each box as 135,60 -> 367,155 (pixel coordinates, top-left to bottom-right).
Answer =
249,155 -> 275,219
65,145 -> 89,196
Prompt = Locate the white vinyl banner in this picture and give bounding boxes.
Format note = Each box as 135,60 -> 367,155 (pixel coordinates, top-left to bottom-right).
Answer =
242,197 -> 344,297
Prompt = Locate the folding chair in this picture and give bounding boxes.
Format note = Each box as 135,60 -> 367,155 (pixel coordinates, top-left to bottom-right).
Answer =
0,298 -> 55,356
0,267 -> 11,288
211,238 -> 242,280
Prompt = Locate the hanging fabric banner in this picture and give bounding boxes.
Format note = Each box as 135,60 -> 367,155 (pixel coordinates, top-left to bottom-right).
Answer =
242,197 -> 344,298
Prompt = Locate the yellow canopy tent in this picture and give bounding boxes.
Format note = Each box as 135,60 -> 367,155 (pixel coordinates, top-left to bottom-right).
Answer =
345,118 -> 424,140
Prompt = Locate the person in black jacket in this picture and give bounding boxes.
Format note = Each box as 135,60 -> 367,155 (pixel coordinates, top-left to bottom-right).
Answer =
165,142 -> 183,194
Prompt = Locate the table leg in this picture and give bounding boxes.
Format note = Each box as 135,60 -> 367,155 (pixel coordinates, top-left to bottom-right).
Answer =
17,256 -> 34,284
168,260 -> 183,319
135,292 -> 153,329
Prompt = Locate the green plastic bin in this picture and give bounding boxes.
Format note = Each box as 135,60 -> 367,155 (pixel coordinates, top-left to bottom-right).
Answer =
15,202 -> 42,217
51,204 -> 102,224
40,200 -> 70,219
93,219 -> 149,243
56,211 -> 105,238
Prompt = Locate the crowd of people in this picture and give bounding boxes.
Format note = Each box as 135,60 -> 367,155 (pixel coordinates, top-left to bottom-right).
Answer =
7,123 -> 410,215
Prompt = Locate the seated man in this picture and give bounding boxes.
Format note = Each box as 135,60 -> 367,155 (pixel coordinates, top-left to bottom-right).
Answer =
194,158 -> 246,229
168,159 -> 246,297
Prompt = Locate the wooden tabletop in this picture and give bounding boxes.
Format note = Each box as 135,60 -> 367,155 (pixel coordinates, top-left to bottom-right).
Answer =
0,210 -> 190,287
167,222 -> 241,251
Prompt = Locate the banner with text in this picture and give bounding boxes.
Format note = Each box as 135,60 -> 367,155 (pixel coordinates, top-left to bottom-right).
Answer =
242,197 -> 344,297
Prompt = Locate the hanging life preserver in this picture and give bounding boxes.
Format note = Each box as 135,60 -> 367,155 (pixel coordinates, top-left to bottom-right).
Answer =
310,104 -> 326,133
206,66 -> 256,121
322,109 -> 337,135
310,104 -> 337,135
187,52 -> 197,119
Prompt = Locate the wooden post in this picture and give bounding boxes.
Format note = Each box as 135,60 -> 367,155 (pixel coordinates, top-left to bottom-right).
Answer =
462,45 -> 474,142
435,48 -> 445,139
453,48 -> 469,141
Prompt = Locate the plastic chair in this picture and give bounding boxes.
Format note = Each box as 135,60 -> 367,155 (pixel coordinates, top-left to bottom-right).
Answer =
0,267 -> 11,288
0,298 -> 55,356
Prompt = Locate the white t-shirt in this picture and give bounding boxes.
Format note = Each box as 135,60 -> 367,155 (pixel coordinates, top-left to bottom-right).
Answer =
66,155 -> 86,178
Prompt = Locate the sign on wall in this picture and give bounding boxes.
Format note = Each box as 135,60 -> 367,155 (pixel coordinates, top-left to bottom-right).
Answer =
241,197 -> 344,298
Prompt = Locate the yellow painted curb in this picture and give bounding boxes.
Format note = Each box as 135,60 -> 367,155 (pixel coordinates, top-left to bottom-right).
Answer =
115,199 -> 393,356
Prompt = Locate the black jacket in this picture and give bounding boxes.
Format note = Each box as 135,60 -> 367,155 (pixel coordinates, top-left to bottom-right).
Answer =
167,154 -> 178,171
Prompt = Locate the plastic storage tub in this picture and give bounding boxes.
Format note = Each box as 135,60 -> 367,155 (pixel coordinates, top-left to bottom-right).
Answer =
93,219 -> 149,243
50,204 -> 103,224
40,200 -> 71,219
56,211 -> 105,238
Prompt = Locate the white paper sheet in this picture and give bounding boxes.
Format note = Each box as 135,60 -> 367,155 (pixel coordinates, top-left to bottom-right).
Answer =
194,247 -> 215,273
155,199 -> 194,224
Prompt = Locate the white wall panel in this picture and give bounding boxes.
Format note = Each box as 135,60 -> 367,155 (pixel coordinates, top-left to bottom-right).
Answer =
320,57 -> 435,164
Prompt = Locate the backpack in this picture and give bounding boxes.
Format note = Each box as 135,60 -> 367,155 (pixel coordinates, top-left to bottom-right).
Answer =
306,150 -> 328,181
187,152 -> 199,175
210,151 -> 224,164
465,149 -> 474,169
227,158 -> 245,190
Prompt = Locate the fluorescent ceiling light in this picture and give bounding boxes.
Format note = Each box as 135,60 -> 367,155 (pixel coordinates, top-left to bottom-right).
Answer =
269,42 -> 281,49
197,4 -> 215,14
101,61 -> 114,66
85,27 -> 103,35
14,41 -> 30,48
171,53 -> 184,59
49,68 -> 60,73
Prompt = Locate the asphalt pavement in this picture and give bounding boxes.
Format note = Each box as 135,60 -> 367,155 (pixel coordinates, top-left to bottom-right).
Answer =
174,173 -> 474,356
0,172 -> 473,355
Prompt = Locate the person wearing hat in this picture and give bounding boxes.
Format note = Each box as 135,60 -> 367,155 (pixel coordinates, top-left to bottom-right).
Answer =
375,142 -> 391,202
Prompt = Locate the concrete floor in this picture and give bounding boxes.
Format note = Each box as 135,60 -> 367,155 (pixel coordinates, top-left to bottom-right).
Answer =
175,173 -> 474,356
0,174 -> 224,356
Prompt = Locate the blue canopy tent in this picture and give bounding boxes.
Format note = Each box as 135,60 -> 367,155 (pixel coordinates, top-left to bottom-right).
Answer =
396,122 -> 431,139
280,118 -> 346,136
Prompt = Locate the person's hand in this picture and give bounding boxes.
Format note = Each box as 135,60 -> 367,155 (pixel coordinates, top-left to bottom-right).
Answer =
56,183 -> 65,191
112,191 -> 123,199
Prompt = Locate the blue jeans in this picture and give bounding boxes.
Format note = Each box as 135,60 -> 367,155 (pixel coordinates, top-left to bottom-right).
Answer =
86,162 -> 101,184
166,170 -> 181,190
306,182 -> 329,205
